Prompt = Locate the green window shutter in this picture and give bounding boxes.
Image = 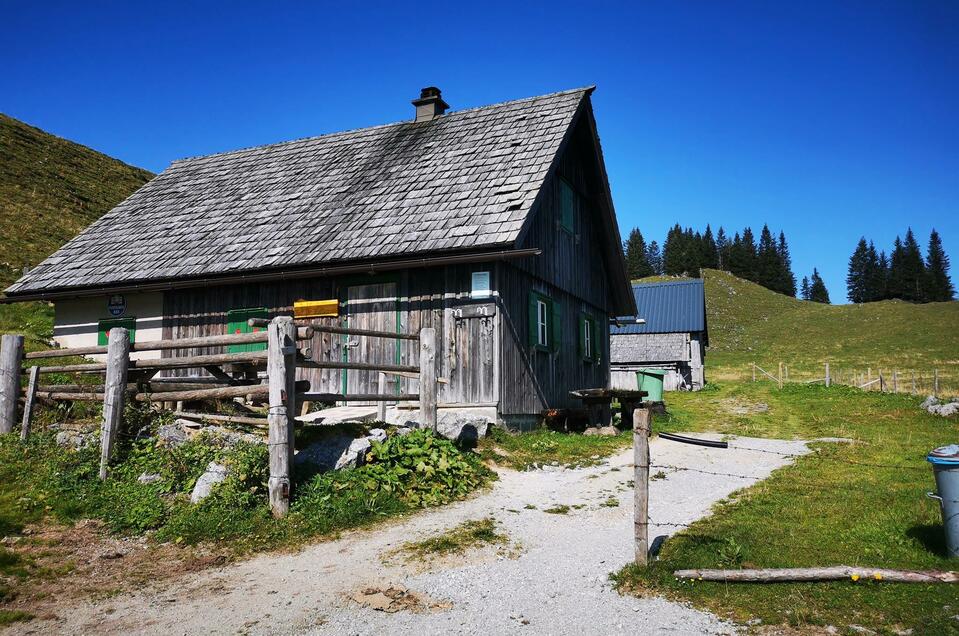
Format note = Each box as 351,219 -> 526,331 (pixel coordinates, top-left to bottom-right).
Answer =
590,316 -> 601,363
559,179 -> 575,232
226,308 -> 268,353
528,292 -> 539,348
577,314 -> 586,359
550,299 -> 561,353
98,318 -> 136,346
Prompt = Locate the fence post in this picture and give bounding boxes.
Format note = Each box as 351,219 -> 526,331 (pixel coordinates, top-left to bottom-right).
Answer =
934,369 -> 939,397
0,334 -> 24,434
879,371 -> 884,392
267,316 -> 296,518
377,372 -> 387,422
633,407 -> 652,566
99,328 -> 130,480
911,371 -> 916,395
778,362 -> 783,390
752,363 -> 756,383
825,362 -> 830,387
20,365 -> 40,441
867,367 -> 872,390
419,327 -> 437,432
893,370 -> 898,393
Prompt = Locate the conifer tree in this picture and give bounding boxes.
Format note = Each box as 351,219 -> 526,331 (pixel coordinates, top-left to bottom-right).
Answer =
846,237 -> 870,303
776,231 -> 797,297
646,240 -> 663,275
701,224 -> 718,269
876,250 -> 890,300
623,228 -> 653,279
756,225 -> 782,291
809,268 -> 830,304
716,227 -> 729,270
925,229 -> 955,301
662,224 -> 685,275
888,229 -> 926,301
739,227 -> 758,282
800,276 -> 811,300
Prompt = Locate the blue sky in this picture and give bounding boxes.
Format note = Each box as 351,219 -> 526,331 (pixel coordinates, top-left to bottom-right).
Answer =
4,1 -> 957,302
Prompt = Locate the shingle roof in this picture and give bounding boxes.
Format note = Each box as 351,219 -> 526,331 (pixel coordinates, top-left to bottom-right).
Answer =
6,87 -> 592,296
612,279 -> 707,338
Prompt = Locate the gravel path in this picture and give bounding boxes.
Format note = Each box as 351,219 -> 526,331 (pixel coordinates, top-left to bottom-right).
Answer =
14,434 -> 809,636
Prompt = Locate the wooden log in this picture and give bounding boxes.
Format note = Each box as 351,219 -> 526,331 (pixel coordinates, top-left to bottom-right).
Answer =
286,323 -> 419,341
20,365 -> 40,441
0,334 -> 24,434
133,381 -> 308,403
377,372 -> 387,421
299,392 -> 420,402
673,566 -> 959,584
171,411 -> 269,428
267,317 -> 296,518
297,360 -> 419,374
35,350 -> 268,374
634,407 -> 652,566
34,381 -> 243,393
99,328 -> 130,480
24,327 -> 313,359
419,327 -> 437,432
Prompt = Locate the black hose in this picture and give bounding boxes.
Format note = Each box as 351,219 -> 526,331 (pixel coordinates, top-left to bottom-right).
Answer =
658,432 -> 728,449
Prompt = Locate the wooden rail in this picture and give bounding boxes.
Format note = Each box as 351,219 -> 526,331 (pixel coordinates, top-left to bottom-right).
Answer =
300,392 -> 421,402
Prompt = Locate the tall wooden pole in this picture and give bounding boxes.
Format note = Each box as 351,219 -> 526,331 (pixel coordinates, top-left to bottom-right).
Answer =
20,365 -> 40,441
825,362 -> 830,387
99,328 -> 130,480
0,334 -> 24,434
778,362 -> 783,390
267,316 -> 296,517
752,363 -> 756,383
633,407 -> 652,566
377,371 -> 387,422
911,371 -> 916,395
419,327 -> 437,431
934,369 -> 939,397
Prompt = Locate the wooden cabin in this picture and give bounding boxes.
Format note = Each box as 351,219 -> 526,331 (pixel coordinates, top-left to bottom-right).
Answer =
3,87 -> 635,429
610,279 -> 708,391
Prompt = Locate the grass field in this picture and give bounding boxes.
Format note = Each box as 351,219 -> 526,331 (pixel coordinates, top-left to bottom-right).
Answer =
614,381 -> 958,634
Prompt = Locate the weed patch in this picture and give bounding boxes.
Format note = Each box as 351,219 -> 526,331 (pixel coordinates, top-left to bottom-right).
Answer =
400,518 -> 506,560
479,427 -> 629,470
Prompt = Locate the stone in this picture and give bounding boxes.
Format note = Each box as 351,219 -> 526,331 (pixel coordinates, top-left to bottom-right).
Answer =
158,423 -> 188,447
190,462 -> 230,503
394,426 -> 414,436
367,428 -> 388,444
848,625 -> 876,635
138,472 -> 162,485
935,402 -> 959,417
55,430 -> 94,449
597,426 -> 619,436
98,550 -> 126,560
921,395 -> 940,411
435,413 -> 490,446
294,434 -> 372,471
583,427 -> 600,436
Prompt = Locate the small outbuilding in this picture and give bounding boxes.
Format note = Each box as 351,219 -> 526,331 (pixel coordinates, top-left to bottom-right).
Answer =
610,279 -> 708,391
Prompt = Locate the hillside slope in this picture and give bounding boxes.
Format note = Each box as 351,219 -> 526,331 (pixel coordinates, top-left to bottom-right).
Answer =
641,269 -> 959,388
0,113 -> 153,287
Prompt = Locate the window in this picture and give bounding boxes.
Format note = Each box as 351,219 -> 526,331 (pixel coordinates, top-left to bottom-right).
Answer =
578,312 -> 600,362
528,292 -> 560,352
559,178 -> 576,233
226,308 -> 269,353
98,317 -> 136,346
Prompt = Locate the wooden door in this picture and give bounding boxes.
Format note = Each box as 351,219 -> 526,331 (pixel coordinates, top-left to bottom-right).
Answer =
343,282 -> 399,400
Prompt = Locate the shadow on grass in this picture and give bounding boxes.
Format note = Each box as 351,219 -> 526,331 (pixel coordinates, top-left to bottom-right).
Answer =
906,523 -> 949,558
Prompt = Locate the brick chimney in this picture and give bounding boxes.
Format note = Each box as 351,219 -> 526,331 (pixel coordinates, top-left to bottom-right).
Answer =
412,87 -> 449,122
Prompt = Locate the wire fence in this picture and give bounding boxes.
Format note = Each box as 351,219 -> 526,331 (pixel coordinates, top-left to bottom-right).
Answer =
748,361 -> 958,398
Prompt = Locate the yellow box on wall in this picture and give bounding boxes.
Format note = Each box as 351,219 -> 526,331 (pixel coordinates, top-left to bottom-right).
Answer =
294,299 -> 339,318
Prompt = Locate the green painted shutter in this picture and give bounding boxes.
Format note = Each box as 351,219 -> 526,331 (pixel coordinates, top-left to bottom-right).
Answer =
550,299 -> 561,353
98,318 -> 136,346
528,292 -> 539,348
590,316 -> 600,363
226,308 -> 268,353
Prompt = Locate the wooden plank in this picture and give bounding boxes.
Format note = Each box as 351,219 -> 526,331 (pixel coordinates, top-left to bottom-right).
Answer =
0,334 -> 24,433
298,360 -> 419,373
36,350 -> 268,374
633,407 -> 652,566
99,328 -> 130,480
133,381 -> 307,403
20,365 -> 40,440
419,327 -> 437,431
171,411 -> 269,428
673,567 -> 959,584
299,392 -> 420,402
298,324 -> 420,341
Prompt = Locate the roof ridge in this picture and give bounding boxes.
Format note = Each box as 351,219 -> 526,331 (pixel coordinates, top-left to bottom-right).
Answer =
170,86 -> 595,167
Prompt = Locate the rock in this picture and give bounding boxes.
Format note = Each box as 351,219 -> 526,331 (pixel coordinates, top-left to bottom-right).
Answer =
138,472 -> 162,485
583,427 -> 600,436
848,625 -> 876,635
190,462 -> 230,503
935,402 -> 959,417
394,426 -> 414,436
921,395 -> 940,411
1,536 -> 22,546
55,430 -> 94,449
597,426 -> 619,436
158,423 -> 189,447
435,413 -> 490,446
295,434 -> 372,471
98,550 -> 127,560
367,428 -> 388,444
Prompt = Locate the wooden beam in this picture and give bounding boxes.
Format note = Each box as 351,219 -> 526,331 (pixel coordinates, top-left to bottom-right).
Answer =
419,327 -> 437,432
299,392 -> 420,402
35,350 -> 268,374
99,328 -> 130,480
633,407 -> 651,566
20,365 -> 40,441
293,324 -> 420,341
297,360 -> 419,374
673,566 -> 959,584
171,411 -> 269,428
133,381 -> 308,403
0,334 -> 24,434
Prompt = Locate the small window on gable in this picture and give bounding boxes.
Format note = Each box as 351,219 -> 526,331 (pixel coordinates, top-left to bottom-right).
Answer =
528,292 -> 561,353
226,308 -> 269,353
578,312 -> 600,363
98,317 -> 136,346
559,178 -> 575,233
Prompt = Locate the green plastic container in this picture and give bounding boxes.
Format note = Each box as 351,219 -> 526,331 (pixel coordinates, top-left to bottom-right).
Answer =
637,368 -> 667,402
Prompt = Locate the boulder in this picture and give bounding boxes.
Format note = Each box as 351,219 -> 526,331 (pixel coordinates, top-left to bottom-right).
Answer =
921,395 -> 940,411
158,422 -> 189,447
138,472 -> 162,485
55,430 -> 95,449
294,434 -> 372,471
935,402 -> 959,417
597,426 -> 619,436
190,462 -> 230,503
436,413 -> 490,446
367,428 -> 388,444
583,427 -> 601,436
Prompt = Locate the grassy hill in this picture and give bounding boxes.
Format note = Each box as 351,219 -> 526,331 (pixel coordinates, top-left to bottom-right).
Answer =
0,113 -> 153,287
642,269 -> 959,392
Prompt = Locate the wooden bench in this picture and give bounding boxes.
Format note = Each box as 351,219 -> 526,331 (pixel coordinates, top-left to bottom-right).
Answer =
569,388 -> 647,428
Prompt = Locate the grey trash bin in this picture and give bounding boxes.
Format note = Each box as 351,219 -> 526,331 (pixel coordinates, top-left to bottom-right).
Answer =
927,444 -> 959,558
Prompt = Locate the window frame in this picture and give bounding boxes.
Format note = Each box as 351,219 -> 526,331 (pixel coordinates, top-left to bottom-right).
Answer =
536,299 -> 549,347
578,311 -> 600,363
528,291 -> 560,353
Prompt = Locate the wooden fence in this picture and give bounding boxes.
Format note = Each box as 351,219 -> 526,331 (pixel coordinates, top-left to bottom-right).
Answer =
751,361 -> 949,396
0,317 -> 438,517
